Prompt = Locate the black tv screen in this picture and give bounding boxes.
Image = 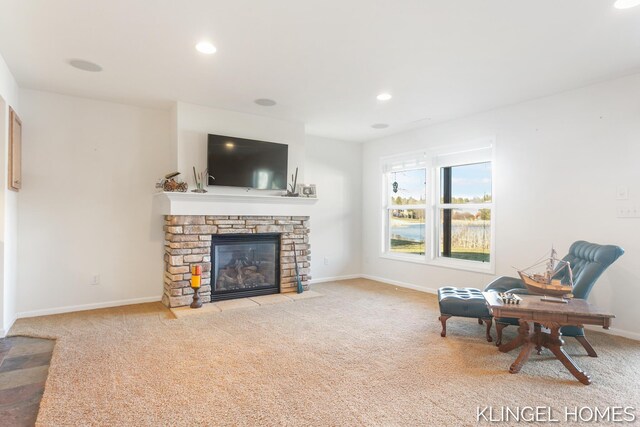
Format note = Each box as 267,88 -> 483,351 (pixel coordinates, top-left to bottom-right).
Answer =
207,134 -> 288,190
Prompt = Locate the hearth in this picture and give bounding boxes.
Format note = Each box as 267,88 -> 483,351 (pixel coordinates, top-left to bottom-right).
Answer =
210,233 -> 280,301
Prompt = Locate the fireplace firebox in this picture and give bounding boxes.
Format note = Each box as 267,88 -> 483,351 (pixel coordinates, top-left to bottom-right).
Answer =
210,233 -> 280,301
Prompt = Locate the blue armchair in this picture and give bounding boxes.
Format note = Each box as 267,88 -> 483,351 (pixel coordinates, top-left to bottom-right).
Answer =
485,240 -> 624,356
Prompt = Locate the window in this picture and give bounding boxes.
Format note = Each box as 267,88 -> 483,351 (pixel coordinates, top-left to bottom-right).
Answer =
382,142 -> 494,272
386,168 -> 427,256
438,162 -> 492,263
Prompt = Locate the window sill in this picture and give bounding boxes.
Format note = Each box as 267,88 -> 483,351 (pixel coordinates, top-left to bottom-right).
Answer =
380,253 -> 427,265
379,253 -> 495,275
429,257 -> 495,275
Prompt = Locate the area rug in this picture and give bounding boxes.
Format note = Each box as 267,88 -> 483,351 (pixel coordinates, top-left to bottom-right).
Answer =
10,279 -> 640,426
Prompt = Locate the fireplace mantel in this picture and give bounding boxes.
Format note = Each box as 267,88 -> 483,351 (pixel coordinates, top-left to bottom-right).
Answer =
154,191 -> 317,216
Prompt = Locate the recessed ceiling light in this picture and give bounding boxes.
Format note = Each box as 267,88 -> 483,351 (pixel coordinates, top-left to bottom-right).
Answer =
371,123 -> 389,129
376,93 -> 392,101
255,98 -> 277,107
68,59 -> 103,72
195,41 -> 217,54
614,0 -> 640,8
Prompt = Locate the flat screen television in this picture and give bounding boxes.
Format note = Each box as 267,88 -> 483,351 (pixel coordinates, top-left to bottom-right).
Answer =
207,134 -> 288,190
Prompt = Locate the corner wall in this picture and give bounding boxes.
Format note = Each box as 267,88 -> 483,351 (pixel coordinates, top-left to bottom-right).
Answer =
16,90 -> 171,317
0,52 -> 19,337
305,135 -> 362,281
361,73 -> 640,338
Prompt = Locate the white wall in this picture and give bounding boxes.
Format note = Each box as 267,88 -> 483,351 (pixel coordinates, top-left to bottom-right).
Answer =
305,135 -> 362,281
0,52 -> 19,337
16,90 -> 171,317
13,94 -> 361,318
362,73 -> 640,338
175,101 -> 306,194
174,103 -> 362,282
10,65 -> 638,340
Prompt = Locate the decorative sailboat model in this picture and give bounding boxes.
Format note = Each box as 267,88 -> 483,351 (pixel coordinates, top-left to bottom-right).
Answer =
517,248 -> 574,299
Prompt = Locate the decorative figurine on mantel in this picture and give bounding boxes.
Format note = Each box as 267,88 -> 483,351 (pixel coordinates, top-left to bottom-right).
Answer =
190,265 -> 203,308
285,167 -> 299,197
156,172 -> 188,192
192,167 -> 214,193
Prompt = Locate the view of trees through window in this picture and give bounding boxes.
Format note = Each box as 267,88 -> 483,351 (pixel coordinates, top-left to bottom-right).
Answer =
388,169 -> 426,255
439,162 -> 492,262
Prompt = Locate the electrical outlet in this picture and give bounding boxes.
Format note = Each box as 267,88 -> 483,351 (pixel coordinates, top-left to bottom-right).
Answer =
90,275 -> 100,285
617,205 -> 640,218
323,257 -> 329,266
616,186 -> 629,200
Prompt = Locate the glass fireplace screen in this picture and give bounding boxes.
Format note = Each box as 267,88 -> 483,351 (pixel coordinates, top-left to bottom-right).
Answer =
211,234 -> 280,300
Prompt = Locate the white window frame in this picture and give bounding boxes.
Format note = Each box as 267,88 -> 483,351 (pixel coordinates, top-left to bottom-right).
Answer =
382,166 -> 428,262
380,139 -> 495,274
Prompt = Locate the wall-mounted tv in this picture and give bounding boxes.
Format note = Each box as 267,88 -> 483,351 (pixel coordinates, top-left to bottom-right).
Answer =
207,134 -> 288,190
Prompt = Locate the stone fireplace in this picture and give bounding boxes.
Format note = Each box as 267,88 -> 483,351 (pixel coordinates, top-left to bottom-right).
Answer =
162,215 -> 310,307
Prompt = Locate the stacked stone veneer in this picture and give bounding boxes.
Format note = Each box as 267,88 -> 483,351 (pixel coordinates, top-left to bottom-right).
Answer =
162,215 -> 311,307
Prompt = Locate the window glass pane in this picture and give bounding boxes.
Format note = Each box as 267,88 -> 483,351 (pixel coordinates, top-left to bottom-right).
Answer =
440,162 -> 491,204
390,169 -> 426,205
439,208 -> 491,262
390,209 -> 426,255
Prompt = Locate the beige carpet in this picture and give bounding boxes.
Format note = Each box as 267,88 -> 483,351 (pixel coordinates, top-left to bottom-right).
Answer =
10,279 -> 640,426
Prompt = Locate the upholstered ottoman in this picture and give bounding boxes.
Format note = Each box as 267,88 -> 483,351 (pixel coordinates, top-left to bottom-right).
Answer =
438,287 -> 493,342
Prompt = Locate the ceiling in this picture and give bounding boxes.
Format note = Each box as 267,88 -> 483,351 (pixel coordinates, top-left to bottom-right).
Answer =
1,0 -> 640,142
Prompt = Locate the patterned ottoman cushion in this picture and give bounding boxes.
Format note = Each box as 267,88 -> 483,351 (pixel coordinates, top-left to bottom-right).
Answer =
438,286 -> 491,319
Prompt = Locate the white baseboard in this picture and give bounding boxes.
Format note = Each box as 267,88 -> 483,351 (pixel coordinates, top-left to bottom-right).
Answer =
309,274 -> 362,284
1,315 -> 17,338
0,314 -> 18,338
584,324 -> 640,342
360,274 -> 438,295
16,296 -> 161,320
9,279 -> 639,343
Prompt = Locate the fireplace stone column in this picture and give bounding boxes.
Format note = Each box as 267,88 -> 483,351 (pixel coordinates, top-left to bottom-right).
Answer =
162,215 -> 310,308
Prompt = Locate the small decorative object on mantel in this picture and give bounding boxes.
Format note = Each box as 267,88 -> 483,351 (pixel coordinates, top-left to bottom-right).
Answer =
285,167 -> 299,197
156,172 -> 188,192
295,183 -> 317,198
192,167 -> 214,193
190,265 -> 203,308
301,184 -> 317,198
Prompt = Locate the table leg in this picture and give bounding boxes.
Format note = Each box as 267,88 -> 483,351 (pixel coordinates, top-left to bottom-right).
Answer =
499,319 -> 529,353
534,322 -> 542,355
510,342 -> 535,374
546,326 -> 592,385
575,336 -> 598,358
508,320 -> 534,374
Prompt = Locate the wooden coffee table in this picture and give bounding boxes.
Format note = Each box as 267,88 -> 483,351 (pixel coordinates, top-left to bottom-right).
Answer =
483,292 -> 614,385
